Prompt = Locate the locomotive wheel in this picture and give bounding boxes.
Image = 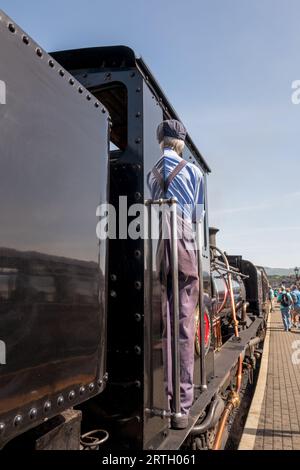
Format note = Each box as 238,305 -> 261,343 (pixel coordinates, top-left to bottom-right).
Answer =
195,305 -> 211,356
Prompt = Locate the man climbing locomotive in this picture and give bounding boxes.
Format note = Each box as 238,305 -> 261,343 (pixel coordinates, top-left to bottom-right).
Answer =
147,119 -> 204,429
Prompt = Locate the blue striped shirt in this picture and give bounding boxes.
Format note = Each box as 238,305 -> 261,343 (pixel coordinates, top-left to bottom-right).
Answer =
147,148 -> 204,222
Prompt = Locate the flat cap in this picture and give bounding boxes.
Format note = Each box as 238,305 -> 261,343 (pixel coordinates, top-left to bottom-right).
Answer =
157,119 -> 187,143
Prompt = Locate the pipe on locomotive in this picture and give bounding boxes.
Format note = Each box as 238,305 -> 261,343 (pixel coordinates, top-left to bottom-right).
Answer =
212,354 -> 243,450
210,245 -> 239,338
191,395 -> 225,435
209,238 -> 244,449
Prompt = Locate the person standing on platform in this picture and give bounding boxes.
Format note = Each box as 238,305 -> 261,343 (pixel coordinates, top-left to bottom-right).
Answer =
291,285 -> 300,328
269,286 -> 275,312
277,287 -> 293,331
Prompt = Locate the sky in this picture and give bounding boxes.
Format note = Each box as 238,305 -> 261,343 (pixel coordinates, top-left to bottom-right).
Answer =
1,0 -> 299,268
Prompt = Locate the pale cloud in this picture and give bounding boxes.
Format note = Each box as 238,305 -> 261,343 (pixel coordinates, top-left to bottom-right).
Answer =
211,191 -> 300,217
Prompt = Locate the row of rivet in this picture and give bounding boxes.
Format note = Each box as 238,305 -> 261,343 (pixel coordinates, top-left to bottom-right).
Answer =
0,381 -> 101,435
102,69 -> 143,354
6,22 -> 107,114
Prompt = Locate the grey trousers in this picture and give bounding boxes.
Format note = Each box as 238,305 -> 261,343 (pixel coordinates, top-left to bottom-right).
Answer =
159,216 -> 199,415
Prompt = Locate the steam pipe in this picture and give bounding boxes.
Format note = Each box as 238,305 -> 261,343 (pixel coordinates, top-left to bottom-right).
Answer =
242,301 -> 249,323
191,396 -> 225,435
212,354 -> 243,450
212,262 -> 248,278
210,245 -> 239,338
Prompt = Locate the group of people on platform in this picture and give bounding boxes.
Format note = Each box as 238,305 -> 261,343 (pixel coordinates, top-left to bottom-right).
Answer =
269,285 -> 300,331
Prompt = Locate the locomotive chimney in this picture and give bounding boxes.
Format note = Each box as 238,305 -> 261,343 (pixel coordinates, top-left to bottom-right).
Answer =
209,227 -> 219,248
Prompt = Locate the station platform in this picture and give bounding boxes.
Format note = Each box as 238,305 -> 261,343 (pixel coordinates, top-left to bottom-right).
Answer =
239,304 -> 300,450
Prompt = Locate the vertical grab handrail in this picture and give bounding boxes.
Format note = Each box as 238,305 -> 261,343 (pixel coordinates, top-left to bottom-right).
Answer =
169,198 -> 181,416
145,198 -> 181,417
145,200 -> 154,410
196,221 -> 207,391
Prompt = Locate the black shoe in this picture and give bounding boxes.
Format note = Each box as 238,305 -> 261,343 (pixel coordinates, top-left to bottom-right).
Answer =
171,414 -> 189,430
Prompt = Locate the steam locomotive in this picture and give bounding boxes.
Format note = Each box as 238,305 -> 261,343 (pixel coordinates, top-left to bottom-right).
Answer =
0,10 -> 269,450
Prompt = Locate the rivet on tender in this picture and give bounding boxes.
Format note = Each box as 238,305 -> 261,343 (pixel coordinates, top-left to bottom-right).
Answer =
95,102 -> 100,108
134,281 -> 142,290
22,35 -> 29,45
69,78 -> 75,85
14,415 -> 22,427
134,345 -> 142,355
59,69 -> 65,77
57,395 -> 64,406
89,383 -> 95,392
36,48 -> 43,58
0,423 -> 5,434
78,87 -> 83,94
135,313 -> 142,322
48,60 -> 55,68
8,23 -> 15,33
44,401 -> 51,412
29,408 -> 37,420
86,95 -> 91,101
68,390 -> 75,401
135,138 -> 141,144
79,386 -> 86,395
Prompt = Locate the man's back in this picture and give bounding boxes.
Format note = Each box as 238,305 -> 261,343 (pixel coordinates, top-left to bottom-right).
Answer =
147,148 -> 204,222
278,291 -> 293,309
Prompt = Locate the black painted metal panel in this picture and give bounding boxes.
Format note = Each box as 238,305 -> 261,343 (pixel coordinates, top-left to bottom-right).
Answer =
0,11 -> 109,446
53,46 -> 214,450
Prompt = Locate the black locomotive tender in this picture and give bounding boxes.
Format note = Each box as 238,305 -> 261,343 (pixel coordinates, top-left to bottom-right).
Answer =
0,11 -> 269,450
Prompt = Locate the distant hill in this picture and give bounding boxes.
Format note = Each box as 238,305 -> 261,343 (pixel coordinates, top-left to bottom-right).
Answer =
264,267 -> 296,276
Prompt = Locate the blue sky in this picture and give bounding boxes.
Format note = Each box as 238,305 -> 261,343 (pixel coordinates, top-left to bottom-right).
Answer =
1,0 -> 299,267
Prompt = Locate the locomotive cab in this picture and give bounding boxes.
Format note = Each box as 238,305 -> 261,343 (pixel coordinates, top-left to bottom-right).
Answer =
52,45 -> 215,449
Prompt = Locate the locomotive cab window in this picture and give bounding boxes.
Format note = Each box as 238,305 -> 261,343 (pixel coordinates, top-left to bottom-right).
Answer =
92,82 -> 128,153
